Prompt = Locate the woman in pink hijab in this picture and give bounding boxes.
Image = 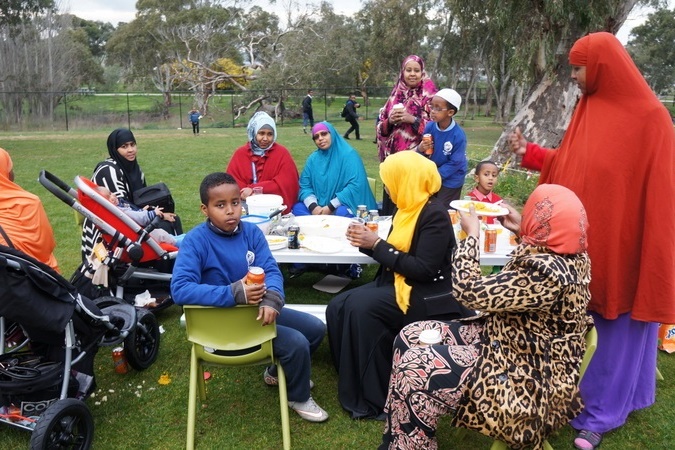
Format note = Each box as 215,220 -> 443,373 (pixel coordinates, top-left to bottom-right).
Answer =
376,55 -> 437,215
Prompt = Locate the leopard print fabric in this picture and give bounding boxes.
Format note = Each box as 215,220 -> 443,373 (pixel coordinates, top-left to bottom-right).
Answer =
449,236 -> 593,450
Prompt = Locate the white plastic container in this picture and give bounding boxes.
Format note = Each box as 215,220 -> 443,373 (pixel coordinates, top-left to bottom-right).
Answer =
246,194 -> 284,217
240,215 -> 271,234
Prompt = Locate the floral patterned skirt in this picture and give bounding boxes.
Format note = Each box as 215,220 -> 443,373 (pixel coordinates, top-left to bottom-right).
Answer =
379,319 -> 483,450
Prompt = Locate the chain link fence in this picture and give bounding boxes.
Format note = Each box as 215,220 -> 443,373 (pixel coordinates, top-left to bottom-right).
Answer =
0,86 -> 491,132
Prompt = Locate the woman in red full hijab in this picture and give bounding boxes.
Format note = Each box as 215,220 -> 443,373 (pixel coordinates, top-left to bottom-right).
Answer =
508,32 -> 675,450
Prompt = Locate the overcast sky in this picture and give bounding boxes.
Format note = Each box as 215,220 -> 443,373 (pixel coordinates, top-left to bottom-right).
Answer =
63,0 -> 364,26
62,0 -> 672,44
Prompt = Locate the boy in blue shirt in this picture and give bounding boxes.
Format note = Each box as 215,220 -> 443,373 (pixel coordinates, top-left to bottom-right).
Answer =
418,88 -> 467,208
188,109 -> 201,135
170,172 -> 328,422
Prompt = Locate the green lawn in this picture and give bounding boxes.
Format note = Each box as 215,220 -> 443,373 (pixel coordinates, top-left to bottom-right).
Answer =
1,122 -> 672,449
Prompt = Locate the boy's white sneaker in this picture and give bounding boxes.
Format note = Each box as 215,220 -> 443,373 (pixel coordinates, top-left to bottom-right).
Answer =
288,397 -> 329,422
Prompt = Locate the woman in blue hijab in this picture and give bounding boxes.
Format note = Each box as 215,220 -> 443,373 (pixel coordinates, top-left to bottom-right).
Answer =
292,122 -> 377,217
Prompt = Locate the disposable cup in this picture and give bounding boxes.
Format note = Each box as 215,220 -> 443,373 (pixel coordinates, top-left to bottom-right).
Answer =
419,329 -> 442,345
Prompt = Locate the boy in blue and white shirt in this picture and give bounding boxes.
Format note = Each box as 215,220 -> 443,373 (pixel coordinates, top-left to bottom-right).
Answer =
418,88 -> 467,208
170,172 -> 328,422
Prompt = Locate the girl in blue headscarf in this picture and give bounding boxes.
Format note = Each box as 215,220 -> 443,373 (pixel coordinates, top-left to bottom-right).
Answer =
292,122 -> 377,217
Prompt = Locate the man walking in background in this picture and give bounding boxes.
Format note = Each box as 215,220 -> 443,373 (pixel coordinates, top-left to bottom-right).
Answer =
302,90 -> 314,134
343,93 -> 361,140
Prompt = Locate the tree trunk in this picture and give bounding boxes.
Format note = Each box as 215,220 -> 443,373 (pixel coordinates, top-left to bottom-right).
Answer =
489,59 -> 579,168
488,0 -> 638,169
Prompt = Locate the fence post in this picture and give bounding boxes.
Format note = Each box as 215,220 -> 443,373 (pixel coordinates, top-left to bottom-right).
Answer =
64,92 -> 69,131
127,93 -> 131,129
178,93 -> 183,129
323,89 -> 327,122
231,92 -> 235,128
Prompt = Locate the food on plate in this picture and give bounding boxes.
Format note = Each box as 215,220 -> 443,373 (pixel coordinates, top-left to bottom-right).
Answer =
459,201 -> 502,214
450,200 -> 508,217
265,236 -> 287,245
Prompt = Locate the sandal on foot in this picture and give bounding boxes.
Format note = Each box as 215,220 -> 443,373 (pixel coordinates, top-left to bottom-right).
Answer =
574,430 -> 602,450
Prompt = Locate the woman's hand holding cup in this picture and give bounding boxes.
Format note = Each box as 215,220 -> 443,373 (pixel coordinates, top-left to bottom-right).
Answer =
346,220 -> 378,248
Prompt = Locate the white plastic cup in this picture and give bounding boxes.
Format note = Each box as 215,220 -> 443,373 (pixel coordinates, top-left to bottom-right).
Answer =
419,329 -> 442,345
252,187 -> 263,195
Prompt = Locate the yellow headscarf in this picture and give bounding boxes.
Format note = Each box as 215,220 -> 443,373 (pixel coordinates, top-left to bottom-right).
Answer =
379,151 -> 441,313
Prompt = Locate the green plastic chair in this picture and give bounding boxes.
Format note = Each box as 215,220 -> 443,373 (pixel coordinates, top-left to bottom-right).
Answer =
458,326 -> 598,450
367,177 -> 377,198
183,305 -> 290,450
490,326 -> 598,449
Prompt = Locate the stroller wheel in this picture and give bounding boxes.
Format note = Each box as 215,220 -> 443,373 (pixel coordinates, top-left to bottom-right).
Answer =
30,398 -> 94,450
124,309 -> 160,371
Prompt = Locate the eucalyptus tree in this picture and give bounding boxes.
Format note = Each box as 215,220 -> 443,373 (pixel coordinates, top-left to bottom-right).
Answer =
68,17 -> 115,62
107,0 -> 259,113
440,0 -> 650,166
0,0 -> 53,27
0,11 -> 102,124
357,0 -> 434,77
250,2 -> 372,116
627,7 -> 675,95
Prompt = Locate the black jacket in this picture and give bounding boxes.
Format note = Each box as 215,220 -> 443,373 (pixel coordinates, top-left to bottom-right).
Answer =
360,197 -> 474,323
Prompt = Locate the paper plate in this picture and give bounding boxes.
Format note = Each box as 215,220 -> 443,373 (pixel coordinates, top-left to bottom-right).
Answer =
265,235 -> 288,251
301,236 -> 344,254
291,215 -> 353,239
450,200 -> 508,217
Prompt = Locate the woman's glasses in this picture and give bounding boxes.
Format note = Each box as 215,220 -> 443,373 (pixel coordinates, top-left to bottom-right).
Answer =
312,131 -> 330,140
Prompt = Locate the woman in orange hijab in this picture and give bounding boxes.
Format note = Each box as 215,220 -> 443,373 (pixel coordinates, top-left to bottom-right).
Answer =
0,147 -> 60,272
508,32 -> 675,450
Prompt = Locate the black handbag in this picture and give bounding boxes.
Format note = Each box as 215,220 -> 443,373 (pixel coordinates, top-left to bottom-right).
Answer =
133,183 -> 175,213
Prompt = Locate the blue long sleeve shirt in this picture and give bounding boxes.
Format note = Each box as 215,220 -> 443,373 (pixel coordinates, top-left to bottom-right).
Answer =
170,220 -> 284,308
423,120 -> 468,189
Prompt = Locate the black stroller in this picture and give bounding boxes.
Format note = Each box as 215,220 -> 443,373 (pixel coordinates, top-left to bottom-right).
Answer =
0,244 -> 161,449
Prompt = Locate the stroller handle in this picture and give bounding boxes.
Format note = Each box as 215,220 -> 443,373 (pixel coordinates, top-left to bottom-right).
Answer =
39,170 -> 78,207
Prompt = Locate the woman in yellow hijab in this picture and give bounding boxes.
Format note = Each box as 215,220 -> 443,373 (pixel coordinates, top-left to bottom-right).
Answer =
326,151 -> 474,420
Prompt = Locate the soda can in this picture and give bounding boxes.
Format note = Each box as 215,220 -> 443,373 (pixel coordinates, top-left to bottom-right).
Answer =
287,225 -> 300,249
366,221 -> 379,233
448,210 -> 459,225
484,229 -> 497,253
422,134 -> 433,155
356,205 -> 368,220
246,266 -> 265,285
112,347 -> 129,374
509,231 -> 519,246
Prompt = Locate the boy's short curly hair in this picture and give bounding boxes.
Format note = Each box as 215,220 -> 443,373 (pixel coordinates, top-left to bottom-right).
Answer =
199,172 -> 237,205
474,160 -> 500,174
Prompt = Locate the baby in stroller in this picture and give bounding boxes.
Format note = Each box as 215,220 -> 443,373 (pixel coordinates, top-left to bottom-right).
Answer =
0,244 -> 161,448
95,185 -> 185,248
39,171 -> 178,308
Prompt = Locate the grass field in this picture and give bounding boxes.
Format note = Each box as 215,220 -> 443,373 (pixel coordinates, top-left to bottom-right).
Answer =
1,121 -> 673,449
